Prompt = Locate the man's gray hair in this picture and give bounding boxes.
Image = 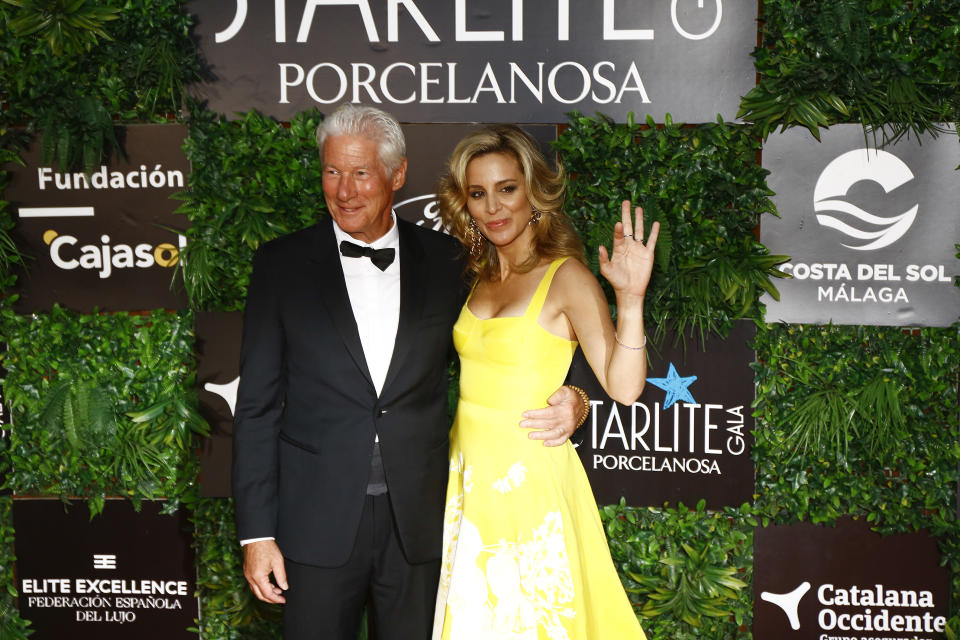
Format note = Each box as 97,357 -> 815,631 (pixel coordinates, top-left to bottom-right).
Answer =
316,104 -> 406,175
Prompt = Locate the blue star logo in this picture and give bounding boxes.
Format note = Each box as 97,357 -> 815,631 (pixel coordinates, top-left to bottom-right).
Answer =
646,363 -> 698,410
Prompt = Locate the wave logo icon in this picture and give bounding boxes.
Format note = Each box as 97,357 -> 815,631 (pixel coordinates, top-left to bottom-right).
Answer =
813,149 -> 918,251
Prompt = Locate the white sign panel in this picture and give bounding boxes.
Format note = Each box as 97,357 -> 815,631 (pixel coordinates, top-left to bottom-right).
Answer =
762,125 -> 960,326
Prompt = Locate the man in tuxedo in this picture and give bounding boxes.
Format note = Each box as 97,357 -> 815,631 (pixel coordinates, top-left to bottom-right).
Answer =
232,104 -> 584,640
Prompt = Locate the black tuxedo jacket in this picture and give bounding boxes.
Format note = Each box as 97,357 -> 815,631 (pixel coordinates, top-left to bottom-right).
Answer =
232,217 -> 466,567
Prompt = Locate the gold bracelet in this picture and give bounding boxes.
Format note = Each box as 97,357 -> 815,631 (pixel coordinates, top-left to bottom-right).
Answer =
615,332 -> 646,351
567,385 -> 591,428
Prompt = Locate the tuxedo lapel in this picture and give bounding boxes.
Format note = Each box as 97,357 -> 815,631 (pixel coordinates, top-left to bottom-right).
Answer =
380,220 -> 426,396
310,219 -> 375,390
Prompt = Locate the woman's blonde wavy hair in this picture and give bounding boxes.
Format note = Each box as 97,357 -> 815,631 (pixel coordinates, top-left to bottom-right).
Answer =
438,124 -> 585,282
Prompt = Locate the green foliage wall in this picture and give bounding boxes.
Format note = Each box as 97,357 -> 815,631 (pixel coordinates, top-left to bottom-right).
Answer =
0,498 -> 30,638
175,109 -> 327,311
0,2 -> 958,639
190,499 -> 280,640
0,0 -> 200,171
555,114 -> 786,342
0,307 -> 204,515
0,131 -> 27,291
753,325 -> 960,531
740,0 -> 960,142
603,500 -> 754,640
753,324 -> 960,623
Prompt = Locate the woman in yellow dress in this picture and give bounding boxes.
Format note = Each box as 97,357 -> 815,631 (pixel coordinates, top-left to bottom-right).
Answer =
432,124 -> 657,640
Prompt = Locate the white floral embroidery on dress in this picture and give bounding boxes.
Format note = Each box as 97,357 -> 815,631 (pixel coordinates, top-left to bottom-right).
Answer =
441,511 -> 576,640
512,511 -> 575,638
492,461 -> 527,494
463,466 -> 473,494
433,454 -> 467,639
446,518 -> 493,638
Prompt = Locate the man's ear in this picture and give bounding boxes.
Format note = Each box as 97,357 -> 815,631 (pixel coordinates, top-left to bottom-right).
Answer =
391,158 -> 408,192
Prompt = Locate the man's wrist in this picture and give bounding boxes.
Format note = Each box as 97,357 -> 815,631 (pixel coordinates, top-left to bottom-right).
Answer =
240,537 -> 275,546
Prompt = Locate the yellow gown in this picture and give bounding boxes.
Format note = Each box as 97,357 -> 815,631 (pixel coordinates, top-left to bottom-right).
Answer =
433,258 -> 647,640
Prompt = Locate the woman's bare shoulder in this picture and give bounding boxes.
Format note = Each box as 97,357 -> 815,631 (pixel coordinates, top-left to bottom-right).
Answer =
554,257 -> 597,286
551,258 -> 603,303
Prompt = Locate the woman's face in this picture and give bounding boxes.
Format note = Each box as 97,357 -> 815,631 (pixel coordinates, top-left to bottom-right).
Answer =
464,152 -> 535,249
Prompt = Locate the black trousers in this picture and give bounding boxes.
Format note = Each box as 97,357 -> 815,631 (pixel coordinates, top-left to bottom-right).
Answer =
282,494 -> 441,640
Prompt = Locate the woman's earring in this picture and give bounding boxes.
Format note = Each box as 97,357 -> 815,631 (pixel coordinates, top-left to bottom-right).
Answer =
468,220 -> 484,257
530,207 -> 542,225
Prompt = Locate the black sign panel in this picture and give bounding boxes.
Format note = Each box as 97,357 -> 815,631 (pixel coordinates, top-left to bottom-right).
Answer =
572,320 -> 755,507
188,0 -> 755,123
13,500 -> 198,639
762,125 -> 960,326
195,312 -> 243,497
755,518 -> 950,640
4,124 -> 190,312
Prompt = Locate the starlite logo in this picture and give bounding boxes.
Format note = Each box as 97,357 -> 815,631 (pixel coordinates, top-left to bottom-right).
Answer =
214,0 -> 725,44
92,554 -> 117,570
646,362 -> 697,410
813,148 -> 918,251
587,361 -> 745,475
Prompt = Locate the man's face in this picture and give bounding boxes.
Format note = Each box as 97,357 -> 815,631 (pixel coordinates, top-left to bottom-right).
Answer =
322,134 -> 407,243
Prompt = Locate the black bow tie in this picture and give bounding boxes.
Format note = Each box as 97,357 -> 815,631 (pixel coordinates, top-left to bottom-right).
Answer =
339,240 -> 396,271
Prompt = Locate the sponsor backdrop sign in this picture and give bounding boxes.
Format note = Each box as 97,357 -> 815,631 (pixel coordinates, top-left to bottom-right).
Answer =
196,311 -> 244,497
754,518 -> 950,640
4,124 -> 190,313
13,500 -> 198,639
188,0 -> 755,123
571,321 -> 755,508
762,125 -> 960,326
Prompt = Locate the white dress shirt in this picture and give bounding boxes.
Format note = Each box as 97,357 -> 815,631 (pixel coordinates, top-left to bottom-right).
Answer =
332,214 -> 401,396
